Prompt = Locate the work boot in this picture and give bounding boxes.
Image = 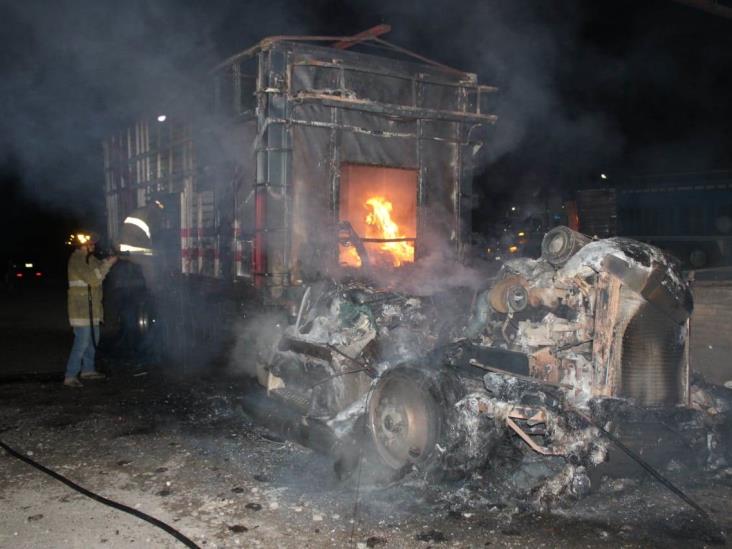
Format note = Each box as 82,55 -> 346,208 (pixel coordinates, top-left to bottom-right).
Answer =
80,371 -> 106,380
63,377 -> 83,388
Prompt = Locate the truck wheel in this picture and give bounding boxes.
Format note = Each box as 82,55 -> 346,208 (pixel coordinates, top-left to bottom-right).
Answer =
135,300 -> 153,339
689,248 -> 708,268
366,366 -> 448,471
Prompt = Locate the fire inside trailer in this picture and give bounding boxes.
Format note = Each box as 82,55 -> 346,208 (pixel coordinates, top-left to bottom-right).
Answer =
104,36 -> 497,292
338,164 -> 417,268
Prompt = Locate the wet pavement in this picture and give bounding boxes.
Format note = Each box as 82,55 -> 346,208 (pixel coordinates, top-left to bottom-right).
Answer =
1,286 -> 731,548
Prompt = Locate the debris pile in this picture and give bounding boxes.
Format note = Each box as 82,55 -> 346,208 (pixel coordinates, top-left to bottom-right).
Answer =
245,227 -> 729,509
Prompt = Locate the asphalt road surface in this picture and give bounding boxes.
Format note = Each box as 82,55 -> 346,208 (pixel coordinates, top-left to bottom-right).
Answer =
1,285 -> 731,548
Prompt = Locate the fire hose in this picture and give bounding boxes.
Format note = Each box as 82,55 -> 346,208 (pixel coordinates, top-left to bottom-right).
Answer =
0,437 -> 200,548
572,410 -> 725,541
468,359 -> 724,541
84,251 -> 121,350
87,284 -> 98,349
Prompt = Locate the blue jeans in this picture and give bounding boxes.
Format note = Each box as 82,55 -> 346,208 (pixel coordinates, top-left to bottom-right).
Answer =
65,325 -> 100,378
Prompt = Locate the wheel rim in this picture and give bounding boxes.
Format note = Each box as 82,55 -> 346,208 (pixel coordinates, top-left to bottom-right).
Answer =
368,372 -> 439,470
136,307 -> 150,335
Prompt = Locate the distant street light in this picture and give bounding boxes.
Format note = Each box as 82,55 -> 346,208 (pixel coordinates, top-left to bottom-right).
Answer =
600,173 -> 608,180
157,114 -> 167,122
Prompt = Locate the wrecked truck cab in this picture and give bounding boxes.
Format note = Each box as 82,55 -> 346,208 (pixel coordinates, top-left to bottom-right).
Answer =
257,227 -> 693,493
479,226 -> 693,408
100,34 -> 699,499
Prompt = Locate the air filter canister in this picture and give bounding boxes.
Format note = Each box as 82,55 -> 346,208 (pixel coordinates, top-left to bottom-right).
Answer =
541,226 -> 592,266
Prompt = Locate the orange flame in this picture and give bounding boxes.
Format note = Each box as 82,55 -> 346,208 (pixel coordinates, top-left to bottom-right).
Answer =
365,196 -> 414,267
339,196 -> 415,268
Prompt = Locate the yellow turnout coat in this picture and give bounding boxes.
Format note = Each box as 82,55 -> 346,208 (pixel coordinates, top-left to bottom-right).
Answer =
67,249 -> 114,327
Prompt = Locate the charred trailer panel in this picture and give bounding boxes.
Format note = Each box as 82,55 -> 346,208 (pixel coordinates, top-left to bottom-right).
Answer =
211,40 -> 498,293
105,38 -> 497,297
102,36 -> 497,372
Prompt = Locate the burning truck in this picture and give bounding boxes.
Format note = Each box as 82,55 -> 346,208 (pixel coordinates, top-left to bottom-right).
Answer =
253,226 -> 693,499
104,33 -> 709,502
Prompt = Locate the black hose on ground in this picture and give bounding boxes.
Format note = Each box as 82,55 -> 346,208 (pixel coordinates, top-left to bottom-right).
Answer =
573,410 -> 726,543
0,437 -> 200,549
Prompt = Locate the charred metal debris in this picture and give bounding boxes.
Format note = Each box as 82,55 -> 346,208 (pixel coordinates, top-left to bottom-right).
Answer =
244,226 -> 732,511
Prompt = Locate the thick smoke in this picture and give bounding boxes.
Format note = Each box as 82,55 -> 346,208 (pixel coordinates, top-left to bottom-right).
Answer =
228,313 -> 286,379
3,0 -> 730,368
0,0 -> 317,224
4,1 -> 730,223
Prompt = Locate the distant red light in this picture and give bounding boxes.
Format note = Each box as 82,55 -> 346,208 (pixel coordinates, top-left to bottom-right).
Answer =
15,272 -> 23,278
35,272 -> 43,277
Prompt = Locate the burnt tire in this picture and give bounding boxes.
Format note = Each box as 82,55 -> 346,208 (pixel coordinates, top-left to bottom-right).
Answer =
366,365 -> 462,475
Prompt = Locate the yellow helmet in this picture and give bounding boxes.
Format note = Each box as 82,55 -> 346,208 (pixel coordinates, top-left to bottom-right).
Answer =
68,232 -> 100,247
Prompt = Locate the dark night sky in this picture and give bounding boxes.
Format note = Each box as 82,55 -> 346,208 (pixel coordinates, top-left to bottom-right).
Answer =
1,0 -> 731,261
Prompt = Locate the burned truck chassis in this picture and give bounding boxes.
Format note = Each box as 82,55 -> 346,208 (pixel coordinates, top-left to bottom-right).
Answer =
259,290 -> 604,502
250,227 -> 694,503
103,35 -> 711,508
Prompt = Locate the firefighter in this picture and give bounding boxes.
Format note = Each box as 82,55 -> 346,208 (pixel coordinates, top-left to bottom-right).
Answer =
64,232 -> 118,387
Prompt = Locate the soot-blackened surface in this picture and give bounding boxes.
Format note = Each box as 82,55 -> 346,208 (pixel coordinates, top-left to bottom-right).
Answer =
1,287 -> 730,547
1,368 -> 731,548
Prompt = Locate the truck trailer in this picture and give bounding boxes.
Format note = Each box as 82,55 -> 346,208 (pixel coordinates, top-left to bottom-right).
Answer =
103,35 -> 722,505
105,35 -> 497,289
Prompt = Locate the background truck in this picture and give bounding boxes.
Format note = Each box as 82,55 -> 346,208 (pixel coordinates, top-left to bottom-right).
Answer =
575,171 -> 732,269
